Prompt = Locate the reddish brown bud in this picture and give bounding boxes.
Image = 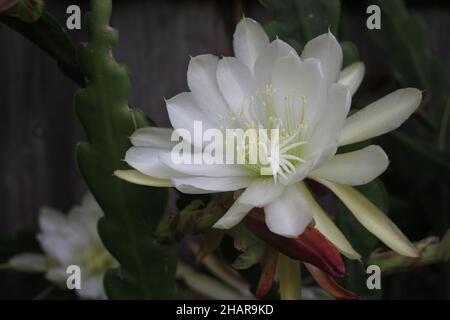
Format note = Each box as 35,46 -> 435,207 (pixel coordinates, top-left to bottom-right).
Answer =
255,247 -> 278,299
304,263 -> 358,300
245,209 -> 345,277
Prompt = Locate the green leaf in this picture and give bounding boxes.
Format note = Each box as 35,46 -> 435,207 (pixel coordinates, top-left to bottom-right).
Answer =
75,0 -> 176,299
259,0 -> 340,44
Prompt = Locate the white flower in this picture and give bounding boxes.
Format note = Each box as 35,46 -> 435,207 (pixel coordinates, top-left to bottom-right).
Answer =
8,193 -> 118,299
118,18 -> 421,259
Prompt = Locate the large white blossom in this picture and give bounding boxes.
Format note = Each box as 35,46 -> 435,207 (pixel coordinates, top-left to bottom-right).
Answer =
118,17 -> 421,259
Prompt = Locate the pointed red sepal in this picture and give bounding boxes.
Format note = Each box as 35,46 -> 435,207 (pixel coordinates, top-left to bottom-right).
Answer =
304,263 -> 358,300
255,247 -> 278,299
244,210 -> 346,277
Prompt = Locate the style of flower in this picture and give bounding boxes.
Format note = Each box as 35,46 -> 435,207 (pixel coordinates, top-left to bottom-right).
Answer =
8,193 -> 118,299
117,17 -> 422,260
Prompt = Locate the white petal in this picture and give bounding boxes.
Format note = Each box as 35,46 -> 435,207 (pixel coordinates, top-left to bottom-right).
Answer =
254,38 -> 296,89
166,92 -> 215,144
302,32 -> 343,85
130,127 -> 175,149
309,145 -> 389,186
238,178 -> 285,207
39,207 -> 66,233
187,54 -> 230,120
158,152 -> 253,177
305,83 -> 351,168
338,62 -> 365,96
78,275 -> 104,299
172,176 -> 253,194
8,253 -> 48,272
125,147 -> 183,179
37,233 -> 75,265
264,184 -> 313,238
339,88 -> 422,146
114,169 -> 174,187
316,179 -> 419,257
213,197 -> 254,229
298,183 -> 360,260
233,17 -> 269,73
272,54 -> 325,124
46,266 -> 67,284
217,57 -> 254,112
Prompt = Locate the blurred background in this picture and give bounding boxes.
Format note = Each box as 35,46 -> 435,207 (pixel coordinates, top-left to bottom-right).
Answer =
0,0 -> 449,299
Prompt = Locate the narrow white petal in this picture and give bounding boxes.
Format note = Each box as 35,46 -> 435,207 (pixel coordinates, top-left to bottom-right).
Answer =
213,198 -> 254,229
125,147 -> 182,179
46,266 -> 67,284
8,253 -> 48,272
301,32 -> 343,85
114,169 -> 174,187
298,183 -> 360,260
187,54 -> 230,119
316,179 -> 419,257
254,38 -> 296,89
172,176 -> 253,194
217,57 -> 254,112
233,17 -> 269,73
238,178 -> 285,207
338,62 -> 365,96
130,127 -> 175,149
264,184 -> 313,238
339,88 -> 422,146
309,145 -> 389,186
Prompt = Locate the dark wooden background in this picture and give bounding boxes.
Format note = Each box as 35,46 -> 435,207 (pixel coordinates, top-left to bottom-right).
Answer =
0,0 -> 449,272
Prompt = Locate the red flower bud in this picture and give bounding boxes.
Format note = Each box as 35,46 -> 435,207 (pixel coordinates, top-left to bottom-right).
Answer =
245,209 -> 346,277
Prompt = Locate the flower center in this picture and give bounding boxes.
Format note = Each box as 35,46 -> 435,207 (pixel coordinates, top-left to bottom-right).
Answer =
77,240 -> 118,277
218,85 -> 309,182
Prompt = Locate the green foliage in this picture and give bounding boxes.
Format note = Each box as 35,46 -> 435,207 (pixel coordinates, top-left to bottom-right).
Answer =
260,0 -> 340,44
370,0 -> 448,111
0,10 -> 83,85
259,0 -> 358,71
74,0 -> 176,299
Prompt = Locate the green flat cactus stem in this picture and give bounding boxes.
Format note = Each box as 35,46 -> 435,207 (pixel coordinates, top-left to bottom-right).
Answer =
0,9 -> 84,86
75,0 -> 176,298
